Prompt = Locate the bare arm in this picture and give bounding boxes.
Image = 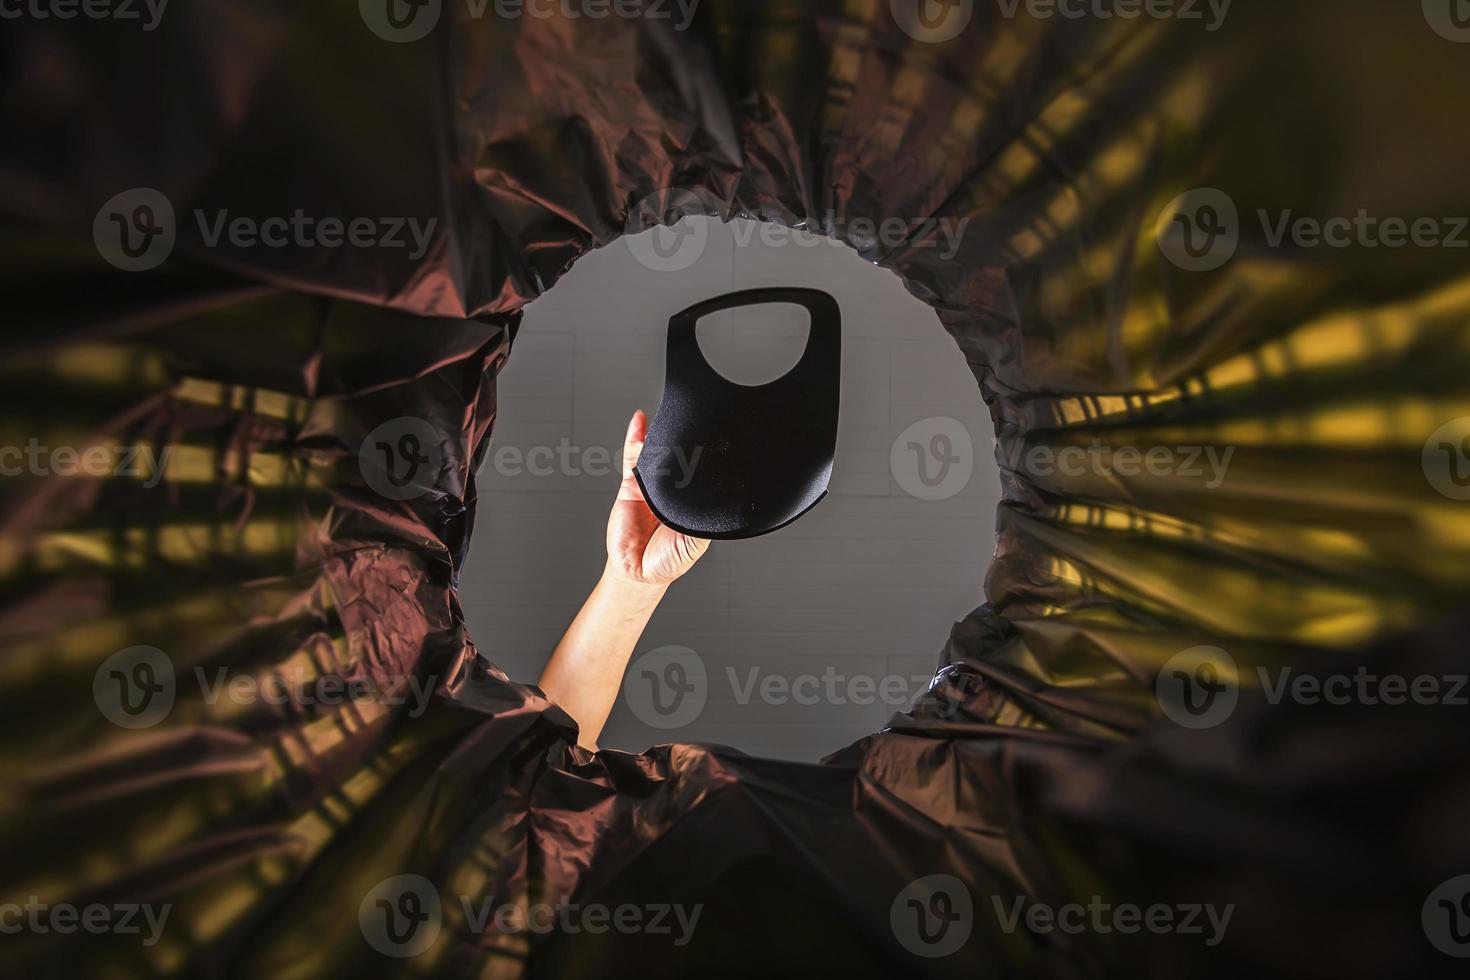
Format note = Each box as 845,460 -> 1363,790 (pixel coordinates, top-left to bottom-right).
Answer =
538,410 -> 709,750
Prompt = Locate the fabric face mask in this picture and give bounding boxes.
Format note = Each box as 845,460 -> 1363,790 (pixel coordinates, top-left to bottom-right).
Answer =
634,287 -> 841,540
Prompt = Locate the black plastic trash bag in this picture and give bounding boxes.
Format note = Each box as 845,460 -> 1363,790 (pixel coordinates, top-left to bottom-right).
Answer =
2,2 -> 1468,976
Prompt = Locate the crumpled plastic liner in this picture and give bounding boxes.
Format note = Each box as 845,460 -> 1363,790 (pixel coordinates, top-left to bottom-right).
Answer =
2,2 -> 1468,977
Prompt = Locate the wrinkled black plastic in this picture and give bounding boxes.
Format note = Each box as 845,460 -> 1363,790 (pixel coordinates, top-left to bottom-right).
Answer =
1,3 -> 1469,978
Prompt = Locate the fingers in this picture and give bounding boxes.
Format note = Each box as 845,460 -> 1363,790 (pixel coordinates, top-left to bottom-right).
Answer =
676,532 -> 711,570
646,529 -> 709,585
618,409 -> 648,502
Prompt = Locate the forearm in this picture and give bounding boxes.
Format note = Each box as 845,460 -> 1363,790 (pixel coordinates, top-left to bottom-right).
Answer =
538,560 -> 668,750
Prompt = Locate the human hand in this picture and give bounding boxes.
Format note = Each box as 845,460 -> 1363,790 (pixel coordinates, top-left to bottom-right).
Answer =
606,410 -> 710,588
541,411 -> 710,750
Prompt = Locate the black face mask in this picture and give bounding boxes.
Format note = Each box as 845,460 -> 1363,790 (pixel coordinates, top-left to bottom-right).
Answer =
634,287 -> 841,540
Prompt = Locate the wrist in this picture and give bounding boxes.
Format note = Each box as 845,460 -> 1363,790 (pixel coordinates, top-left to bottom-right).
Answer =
599,560 -> 669,609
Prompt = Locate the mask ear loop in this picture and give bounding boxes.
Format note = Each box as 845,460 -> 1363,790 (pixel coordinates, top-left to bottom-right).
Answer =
664,287 -> 842,396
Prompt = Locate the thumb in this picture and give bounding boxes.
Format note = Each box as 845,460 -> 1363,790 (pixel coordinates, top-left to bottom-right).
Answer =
618,409 -> 648,502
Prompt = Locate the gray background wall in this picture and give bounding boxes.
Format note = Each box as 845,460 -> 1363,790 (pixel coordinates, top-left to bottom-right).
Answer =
460,218 -> 1000,760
